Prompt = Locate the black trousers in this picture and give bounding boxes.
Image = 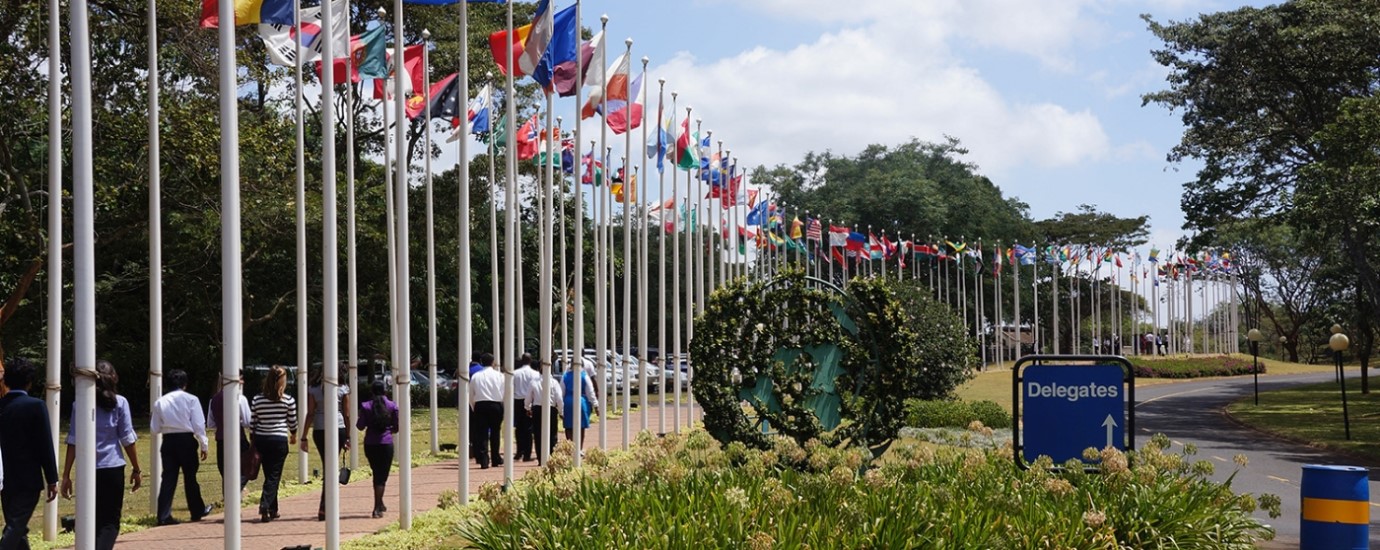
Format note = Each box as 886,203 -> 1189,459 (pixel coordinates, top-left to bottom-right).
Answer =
364,443 -> 394,487
157,432 -> 206,522
252,434 -> 289,515
95,466 -> 124,550
471,401 -> 504,467
313,428 -> 348,511
530,405 -> 560,462
214,429 -> 250,491
513,398 -> 532,460
0,489 -> 40,550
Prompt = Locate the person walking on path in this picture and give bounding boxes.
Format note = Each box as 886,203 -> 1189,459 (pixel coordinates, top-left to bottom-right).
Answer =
562,367 -> 599,449
469,359 -> 505,469
150,369 -> 211,526
207,378 -> 251,491
511,354 -> 540,462
526,367 -> 562,464
0,356 -> 58,550
59,360 -> 140,550
250,365 -> 297,523
356,380 -> 398,518
301,364 -> 350,521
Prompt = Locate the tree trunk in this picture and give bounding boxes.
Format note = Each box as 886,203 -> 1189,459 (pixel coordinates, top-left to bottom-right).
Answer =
0,257 -> 45,364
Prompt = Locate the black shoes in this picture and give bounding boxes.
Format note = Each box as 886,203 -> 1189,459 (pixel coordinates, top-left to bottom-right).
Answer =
156,517 -> 179,527
190,505 -> 214,522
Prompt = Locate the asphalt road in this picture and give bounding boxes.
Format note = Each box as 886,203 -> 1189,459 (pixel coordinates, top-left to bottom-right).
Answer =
1133,372 -> 1379,547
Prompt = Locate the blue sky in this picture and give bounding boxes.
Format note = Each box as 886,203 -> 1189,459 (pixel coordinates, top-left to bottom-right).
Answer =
510,0 -> 1273,249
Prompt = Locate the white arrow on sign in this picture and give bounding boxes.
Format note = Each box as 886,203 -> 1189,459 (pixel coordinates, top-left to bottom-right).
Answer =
1102,414 -> 1118,448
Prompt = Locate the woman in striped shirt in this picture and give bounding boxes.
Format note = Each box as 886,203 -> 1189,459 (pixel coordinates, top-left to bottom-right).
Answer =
250,365 -> 297,523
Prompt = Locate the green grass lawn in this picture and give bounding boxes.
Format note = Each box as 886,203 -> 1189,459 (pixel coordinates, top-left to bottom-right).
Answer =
28,405 -> 469,549
1227,374 -> 1380,464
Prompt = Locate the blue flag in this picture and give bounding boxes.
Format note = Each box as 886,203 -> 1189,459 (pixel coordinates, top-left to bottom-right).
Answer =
532,3 -> 578,90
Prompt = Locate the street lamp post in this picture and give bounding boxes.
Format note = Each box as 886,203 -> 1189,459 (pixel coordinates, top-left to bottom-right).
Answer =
1247,328 -> 1262,405
1329,324 -> 1351,441
1278,335 -> 1287,362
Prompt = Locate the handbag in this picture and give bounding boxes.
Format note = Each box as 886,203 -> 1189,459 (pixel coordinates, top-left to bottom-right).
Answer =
242,438 -> 262,481
338,466 -> 352,485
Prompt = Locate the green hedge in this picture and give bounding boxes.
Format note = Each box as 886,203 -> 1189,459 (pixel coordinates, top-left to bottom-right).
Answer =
904,399 -> 1011,429
1133,355 -> 1263,379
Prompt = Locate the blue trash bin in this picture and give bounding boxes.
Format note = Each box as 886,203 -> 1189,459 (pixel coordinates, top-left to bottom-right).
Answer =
1300,464 -> 1369,550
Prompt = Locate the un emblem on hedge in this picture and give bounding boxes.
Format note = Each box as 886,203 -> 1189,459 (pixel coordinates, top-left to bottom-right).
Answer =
691,270 -> 974,457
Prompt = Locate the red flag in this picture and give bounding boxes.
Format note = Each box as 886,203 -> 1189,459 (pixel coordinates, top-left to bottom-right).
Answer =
515,115 -> 540,161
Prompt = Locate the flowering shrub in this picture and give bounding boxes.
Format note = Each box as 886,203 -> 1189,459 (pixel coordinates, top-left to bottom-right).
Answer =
455,429 -> 1278,549
1133,355 -> 1264,378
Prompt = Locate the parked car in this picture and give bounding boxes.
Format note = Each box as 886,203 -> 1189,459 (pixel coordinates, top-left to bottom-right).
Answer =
663,355 -> 692,392
430,370 -> 458,391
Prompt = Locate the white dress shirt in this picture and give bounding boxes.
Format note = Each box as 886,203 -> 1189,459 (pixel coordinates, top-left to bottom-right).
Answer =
151,389 -> 209,453
512,366 -> 541,403
469,367 -> 506,406
525,374 -> 564,415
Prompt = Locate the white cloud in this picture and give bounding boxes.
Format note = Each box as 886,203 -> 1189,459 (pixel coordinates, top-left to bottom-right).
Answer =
651,12 -> 1110,175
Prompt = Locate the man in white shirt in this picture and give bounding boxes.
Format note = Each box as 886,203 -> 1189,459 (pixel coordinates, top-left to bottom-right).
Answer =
150,369 -> 211,525
525,369 -> 563,465
469,356 -> 506,469
511,354 -> 541,462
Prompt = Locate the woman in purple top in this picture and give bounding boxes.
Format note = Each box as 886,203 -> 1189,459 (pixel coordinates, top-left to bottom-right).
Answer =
59,360 -> 141,550
357,380 -> 399,518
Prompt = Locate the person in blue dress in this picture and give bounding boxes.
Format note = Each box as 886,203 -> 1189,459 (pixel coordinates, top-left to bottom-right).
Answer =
561,366 -> 599,449
59,360 -> 141,550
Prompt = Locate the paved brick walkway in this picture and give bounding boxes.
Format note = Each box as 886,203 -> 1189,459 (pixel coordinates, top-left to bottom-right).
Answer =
109,403 -> 693,549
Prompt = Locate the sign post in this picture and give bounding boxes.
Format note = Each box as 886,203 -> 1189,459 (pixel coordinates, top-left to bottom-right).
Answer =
1013,355 -> 1135,469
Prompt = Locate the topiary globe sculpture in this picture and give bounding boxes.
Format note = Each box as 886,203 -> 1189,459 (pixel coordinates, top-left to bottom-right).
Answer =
691,269 -> 974,457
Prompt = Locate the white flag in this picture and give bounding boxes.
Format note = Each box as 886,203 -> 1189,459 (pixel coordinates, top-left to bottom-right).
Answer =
258,0 -> 349,67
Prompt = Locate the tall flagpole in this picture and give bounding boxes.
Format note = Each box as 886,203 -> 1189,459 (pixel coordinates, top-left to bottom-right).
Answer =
72,0 -> 98,540
391,0 -> 412,527
484,75 -> 500,478
571,9 -> 587,464
455,0 -> 473,501
620,38 -> 633,450
213,0 -> 243,542
44,0 -> 64,537
994,244 -> 1003,366
423,30 -> 440,455
144,0 -> 164,519
502,0 -> 519,483
294,0 -> 311,486
637,56 -> 650,435
671,94 -> 682,433
594,15 -> 609,449
345,2 -> 360,472
655,79 -> 667,435
323,0 -> 344,539
539,96 -> 554,464
687,112 -> 699,428
1053,250 -> 1061,355
1012,246 -> 1021,358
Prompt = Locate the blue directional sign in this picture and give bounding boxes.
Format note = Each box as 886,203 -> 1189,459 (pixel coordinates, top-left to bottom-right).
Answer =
1022,364 -> 1126,464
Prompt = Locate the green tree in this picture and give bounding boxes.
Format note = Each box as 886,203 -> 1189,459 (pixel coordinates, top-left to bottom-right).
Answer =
756,138 -> 1032,244
1143,0 -> 1380,323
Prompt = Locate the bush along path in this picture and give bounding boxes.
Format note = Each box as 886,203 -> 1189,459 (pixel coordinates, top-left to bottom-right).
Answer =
442,428 -> 1279,549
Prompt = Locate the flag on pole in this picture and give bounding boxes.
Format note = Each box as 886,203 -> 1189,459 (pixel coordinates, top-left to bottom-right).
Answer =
554,31 -> 603,97
673,117 -> 696,171
201,0 -> 293,28
487,0 -> 553,77
581,51 -> 631,120
828,225 -> 848,248
412,73 -> 458,119
515,114 -> 540,160
258,0 -> 349,66
606,71 -> 644,135
372,44 -> 425,100
531,3 -> 578,90
790,217 -> 803,240
353,24 -> 390,80
806,218 -> 822,242
581,152 -> 604,185
846,232 -> 866,252
646,117 -> 672,173
745,201 -> 769,226
611,168 -> 636,203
